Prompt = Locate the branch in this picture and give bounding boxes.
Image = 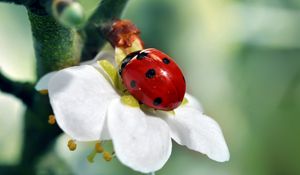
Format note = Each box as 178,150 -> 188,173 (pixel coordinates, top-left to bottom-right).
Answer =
0,165 -> 19,175
0,0 -> 25,5
0,71 -> 34,106
1,0 -> 84,28
41,0 -> 85,28
28,11 -> 82,77
81,0 -> 129,61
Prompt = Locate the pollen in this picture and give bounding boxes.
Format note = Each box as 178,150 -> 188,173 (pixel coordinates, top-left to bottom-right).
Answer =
95,142 -> 104,153
48,115 -> 56,125
67,139 -> 77,151
103,151 -> 113,161
39,89 -> 48,95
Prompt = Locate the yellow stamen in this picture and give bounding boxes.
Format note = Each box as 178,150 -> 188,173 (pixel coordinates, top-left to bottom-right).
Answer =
48,115 -> 56,125
87,149 -> 97,163
67,139 -> 77,151
97,60 -> 126,93
87,142 -> 105,163
121,95 -> 140,107
95,142 -> 104,153
98,60 -> 118,86
39,89 -> 48,95
103,151 -> 112,161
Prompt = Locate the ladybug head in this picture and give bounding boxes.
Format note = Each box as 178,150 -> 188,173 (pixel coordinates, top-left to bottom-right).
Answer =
119,50 -> 141,75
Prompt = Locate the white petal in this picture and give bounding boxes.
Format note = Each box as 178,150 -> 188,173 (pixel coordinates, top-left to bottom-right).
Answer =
94,50 -> 115,63
35,71 -> 57,91
164,107 -> 230,162
80,50 -> 115,66
48,65 -> 118,141
184,93 -> 203,111
107,99 -> 172,173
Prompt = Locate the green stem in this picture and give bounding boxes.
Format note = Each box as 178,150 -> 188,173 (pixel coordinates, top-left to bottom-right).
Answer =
0,71 -> 34,106
11,9 -> 83,175
0,0 -> 128,174
81,0 -> 129,61
28,11 -> 82,77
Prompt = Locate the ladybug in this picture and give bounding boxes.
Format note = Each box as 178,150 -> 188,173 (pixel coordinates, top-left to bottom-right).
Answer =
119,48 -> 186,111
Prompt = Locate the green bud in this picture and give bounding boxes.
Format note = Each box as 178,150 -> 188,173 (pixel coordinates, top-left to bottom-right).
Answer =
53,1 -> 85,28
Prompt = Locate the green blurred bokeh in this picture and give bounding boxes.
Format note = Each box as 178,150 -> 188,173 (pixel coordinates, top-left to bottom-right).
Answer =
1,0 -> 300,174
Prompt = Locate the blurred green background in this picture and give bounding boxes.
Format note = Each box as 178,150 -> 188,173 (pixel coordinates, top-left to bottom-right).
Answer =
1,0 -> 300,174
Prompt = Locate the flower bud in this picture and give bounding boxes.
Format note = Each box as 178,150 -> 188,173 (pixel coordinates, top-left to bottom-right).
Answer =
52,0 -> 84,28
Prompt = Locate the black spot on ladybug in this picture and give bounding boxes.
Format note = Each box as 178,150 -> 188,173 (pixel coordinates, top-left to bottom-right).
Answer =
162,58 -> 170,64
153,97 -> 162,106
145,69 -> 156,78
130,80 -> 136,88
56,1 -> 69,15
119,51 -> 140,75
183,76 -> 186,83
137,52 -> 148,60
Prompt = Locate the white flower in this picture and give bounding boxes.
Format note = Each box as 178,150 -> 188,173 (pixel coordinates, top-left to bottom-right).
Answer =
35,51 -> 230,173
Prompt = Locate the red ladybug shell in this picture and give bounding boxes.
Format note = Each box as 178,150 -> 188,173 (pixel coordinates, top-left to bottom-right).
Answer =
119,48 -> 186,111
